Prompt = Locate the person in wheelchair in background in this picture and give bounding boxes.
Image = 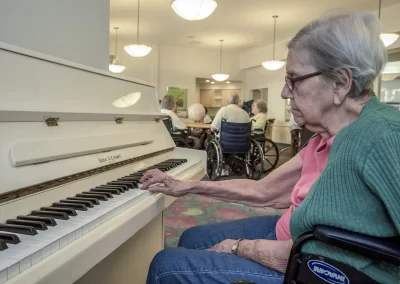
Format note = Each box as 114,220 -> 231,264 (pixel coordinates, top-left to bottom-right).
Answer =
251,99 -> 268,134
160,94 -> 187,131
142,11 -> 400,284
210,93 -> 250,132
187,103 -> 208,149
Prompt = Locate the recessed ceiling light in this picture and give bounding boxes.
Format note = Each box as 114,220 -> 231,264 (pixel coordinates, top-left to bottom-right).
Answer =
226,81 -> 230,83
211,81 -> 215,84
206,80 -> 210,82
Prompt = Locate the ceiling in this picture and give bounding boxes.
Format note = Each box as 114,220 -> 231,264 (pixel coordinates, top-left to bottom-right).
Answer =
110,0 -> 400,51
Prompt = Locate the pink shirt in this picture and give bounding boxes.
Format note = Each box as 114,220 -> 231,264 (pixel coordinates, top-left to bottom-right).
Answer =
275,135 -> 335,240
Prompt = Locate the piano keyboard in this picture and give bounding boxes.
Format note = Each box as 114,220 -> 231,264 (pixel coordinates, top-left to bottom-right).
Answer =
0,158 -> 187,283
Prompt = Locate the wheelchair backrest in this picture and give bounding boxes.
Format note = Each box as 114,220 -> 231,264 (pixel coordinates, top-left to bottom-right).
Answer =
162,116 -> 173,135
220,120 -> 252,154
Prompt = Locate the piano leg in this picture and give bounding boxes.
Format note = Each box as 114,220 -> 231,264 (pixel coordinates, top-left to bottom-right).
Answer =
75,213 -> 165,284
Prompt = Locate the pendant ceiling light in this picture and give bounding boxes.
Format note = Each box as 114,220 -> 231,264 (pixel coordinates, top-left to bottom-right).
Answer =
171,0 -> 218,21
262,15 -> 286,71
109,27 -> 126,73
378,0 -> 399,47
124,0 -> 152,57
212,40 -> 229,81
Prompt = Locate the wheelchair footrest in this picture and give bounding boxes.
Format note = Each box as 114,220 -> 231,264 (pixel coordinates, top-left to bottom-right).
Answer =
286,253 -> 380,284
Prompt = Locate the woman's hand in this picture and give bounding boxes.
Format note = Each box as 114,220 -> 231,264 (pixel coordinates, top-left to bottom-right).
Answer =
207,239 -> 236,253
139,169 -> 187,197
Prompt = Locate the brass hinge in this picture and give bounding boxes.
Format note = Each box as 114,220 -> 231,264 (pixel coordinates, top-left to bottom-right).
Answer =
45,117 -> 59,127
115,118 -> 124,124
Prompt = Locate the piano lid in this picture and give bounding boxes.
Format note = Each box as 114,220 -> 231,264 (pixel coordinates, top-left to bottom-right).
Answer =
0,42 -> 159,115
0,42 -> 175,197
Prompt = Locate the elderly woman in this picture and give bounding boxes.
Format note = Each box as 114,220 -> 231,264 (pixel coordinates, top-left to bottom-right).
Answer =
141,12 -> 400,284
160,94 -> 187,131
251,99 -> 268,132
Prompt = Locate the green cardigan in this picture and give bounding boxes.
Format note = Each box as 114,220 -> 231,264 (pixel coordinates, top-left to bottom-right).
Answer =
290,96 -> 400,284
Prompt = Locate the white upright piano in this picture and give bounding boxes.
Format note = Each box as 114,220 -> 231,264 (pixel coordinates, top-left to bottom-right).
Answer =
0,42 -> 206,284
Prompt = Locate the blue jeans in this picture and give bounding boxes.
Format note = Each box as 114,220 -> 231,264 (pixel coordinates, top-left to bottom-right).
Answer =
147,215 -> 284,284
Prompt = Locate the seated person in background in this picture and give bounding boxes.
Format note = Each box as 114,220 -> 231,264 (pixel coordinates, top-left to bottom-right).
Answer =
187,103 -> 206,149
251,99 -> 268,132
203,106 -> 212,124
141,11 -> 400,284
211,93 -> 250,131
160,94 -> 187,131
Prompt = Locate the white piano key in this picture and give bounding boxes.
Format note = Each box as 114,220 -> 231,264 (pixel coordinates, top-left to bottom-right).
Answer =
7,262 -> 20,281
0,257 -> 19,283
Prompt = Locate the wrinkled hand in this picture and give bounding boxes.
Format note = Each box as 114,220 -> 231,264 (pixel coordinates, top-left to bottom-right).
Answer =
208,239 -> 237,253
139,169 -> 187,197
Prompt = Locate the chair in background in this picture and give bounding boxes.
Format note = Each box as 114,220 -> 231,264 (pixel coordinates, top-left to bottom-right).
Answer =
162,116 -> 191,148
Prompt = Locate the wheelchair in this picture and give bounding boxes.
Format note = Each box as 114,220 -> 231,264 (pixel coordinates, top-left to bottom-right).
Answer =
162,116 -> 192,148
232,225 -> 400,284
252,121 -> 280,173
206,121 -> 264,181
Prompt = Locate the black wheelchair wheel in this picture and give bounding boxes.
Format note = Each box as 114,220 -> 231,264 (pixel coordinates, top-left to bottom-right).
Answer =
245,139 -> 264,180
262,138 -> 279,173
206,140 -> 223,181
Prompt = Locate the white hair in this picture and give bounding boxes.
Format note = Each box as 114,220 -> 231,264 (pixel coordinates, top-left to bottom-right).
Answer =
254,99 -> 268,113
288,11 -> 386,98
227,93 -> 240,105
188,103 -> 205,122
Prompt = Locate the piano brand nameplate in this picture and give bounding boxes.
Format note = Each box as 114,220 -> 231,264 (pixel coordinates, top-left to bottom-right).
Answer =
11,133 -> 153,167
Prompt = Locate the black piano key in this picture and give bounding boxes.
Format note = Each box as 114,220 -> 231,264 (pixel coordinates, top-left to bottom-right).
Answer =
97,185 -> 125,193
0,232 -> 20,244
76,193 -> 108,201
108,181 -> 136,189
0,239 -> 8,251
117,177 -> 139,182
123,176 -> 141,181
90,188 -> 120,195
40,207 -> 77,216
81,191 -> 113,199
17,215 -> 57,226
0,223 -> 37,236
31,210 -> 69,220
52,202 -> 88,211
116,179 -> 138,188
6,219 -> 48,231
67,197 -> 100,205
60,199 -> 94,208
106,182 -> 130,190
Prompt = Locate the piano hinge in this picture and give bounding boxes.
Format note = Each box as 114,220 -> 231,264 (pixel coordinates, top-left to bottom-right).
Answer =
115,118 -> 123,124
45,117 -> 59,127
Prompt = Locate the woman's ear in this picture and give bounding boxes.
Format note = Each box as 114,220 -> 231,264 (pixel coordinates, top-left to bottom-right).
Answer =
333,68 -> 353,106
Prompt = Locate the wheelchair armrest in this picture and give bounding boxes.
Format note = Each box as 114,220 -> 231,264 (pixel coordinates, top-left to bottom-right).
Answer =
173,129 -> 189,136
314,225 -> 400,266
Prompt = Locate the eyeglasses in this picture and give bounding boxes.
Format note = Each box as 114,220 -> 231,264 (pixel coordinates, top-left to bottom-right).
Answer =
285,71 -> 322,91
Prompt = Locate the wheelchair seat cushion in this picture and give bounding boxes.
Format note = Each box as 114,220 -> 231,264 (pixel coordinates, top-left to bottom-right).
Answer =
314,226 -> 400,266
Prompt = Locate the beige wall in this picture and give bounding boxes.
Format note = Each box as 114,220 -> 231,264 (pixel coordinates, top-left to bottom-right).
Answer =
0,0 -> 110,70
158,45 -> 242,107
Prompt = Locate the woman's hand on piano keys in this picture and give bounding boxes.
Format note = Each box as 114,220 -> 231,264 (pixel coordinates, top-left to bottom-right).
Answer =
140,169 -> 187,197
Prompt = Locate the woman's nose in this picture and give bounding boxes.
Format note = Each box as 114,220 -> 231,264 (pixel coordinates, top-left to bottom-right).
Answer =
281,84 -> 293,99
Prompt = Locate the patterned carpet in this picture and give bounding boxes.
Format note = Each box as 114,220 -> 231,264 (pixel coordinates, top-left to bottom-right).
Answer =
164,193 -> 286,248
